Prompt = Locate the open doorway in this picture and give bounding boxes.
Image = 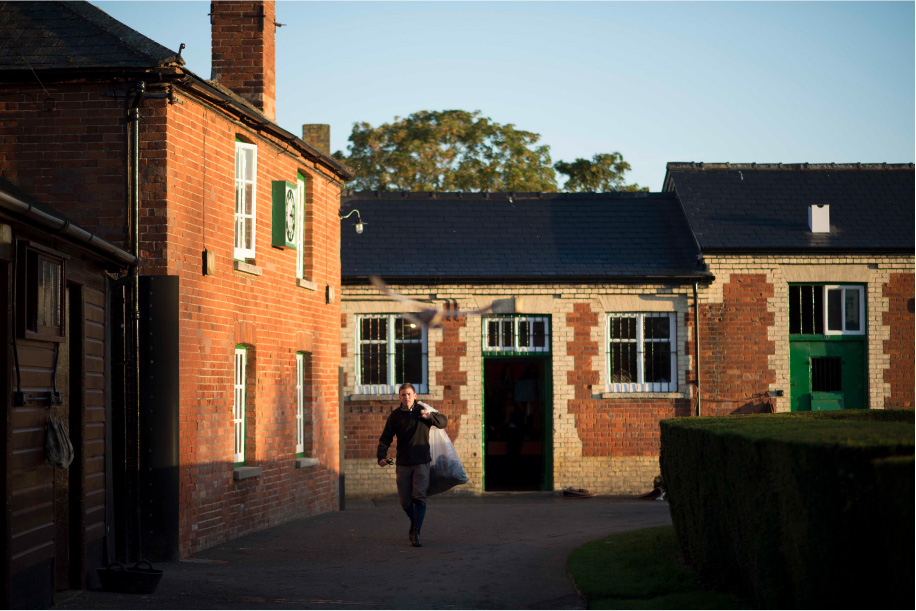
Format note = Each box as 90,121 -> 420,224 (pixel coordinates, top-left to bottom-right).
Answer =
483,358 -> 550,491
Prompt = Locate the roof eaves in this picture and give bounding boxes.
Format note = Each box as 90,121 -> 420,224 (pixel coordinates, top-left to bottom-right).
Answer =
342,272 -> 715,286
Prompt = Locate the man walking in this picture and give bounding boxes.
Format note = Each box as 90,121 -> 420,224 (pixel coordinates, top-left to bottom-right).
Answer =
378,383 -> 448,547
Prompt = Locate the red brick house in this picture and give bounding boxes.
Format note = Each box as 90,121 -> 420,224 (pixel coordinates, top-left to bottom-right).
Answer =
0,1 -> 351,603
339,164 -> 913,498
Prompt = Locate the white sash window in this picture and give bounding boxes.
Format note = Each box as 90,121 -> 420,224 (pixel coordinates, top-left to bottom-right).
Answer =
234,142 -> 257,259
607,313 -> 676,393
356,315 -> 428,394
233,346 -> 247,464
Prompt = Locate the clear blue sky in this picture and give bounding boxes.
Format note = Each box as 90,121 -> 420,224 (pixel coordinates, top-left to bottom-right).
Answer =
91,1 -> 914,191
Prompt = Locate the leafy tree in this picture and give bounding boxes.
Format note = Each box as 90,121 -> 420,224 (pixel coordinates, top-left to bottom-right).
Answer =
554,153 -> 647,192
333,110 -> 557,192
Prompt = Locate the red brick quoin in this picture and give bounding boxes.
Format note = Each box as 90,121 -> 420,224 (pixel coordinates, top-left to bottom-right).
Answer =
699,273 -> 776,415
344,316 -> 469,459
566,303 -> 688,456
883,273 -> 915,409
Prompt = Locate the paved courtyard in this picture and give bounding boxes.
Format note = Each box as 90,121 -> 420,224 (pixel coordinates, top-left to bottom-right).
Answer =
54,494 -> 671,610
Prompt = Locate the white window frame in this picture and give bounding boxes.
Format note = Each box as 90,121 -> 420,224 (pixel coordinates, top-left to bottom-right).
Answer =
606,313 -> 677,393
234,141 -> 258,260
296,352 -> 305,455
823,285 -> 865,336
355,314 -> 428,395
233,347 -> 247,464
295,175 -> 305,280
483,315 -> 551,353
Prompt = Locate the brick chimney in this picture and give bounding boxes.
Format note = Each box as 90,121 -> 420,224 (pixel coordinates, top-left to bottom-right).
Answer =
210,0 -> 276,120
302,124 -> 331,156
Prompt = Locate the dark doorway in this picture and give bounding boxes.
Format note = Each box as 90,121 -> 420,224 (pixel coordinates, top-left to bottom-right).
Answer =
55,284 -> 84,590
483,358 -> 550,491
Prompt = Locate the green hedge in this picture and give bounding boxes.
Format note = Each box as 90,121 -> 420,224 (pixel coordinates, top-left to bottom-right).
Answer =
659,410 -> 914,609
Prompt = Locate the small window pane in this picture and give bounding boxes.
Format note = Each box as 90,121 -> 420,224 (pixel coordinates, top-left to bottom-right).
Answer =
245,184 -> 254,215
845,289 -> 861,331
644,342 -> 672,384
359,343 -> 387,385
501,320 -> 514,348
361,317 -> 387,341
395,343 -> 422,385
487,321 -> 500,347
610,317 -> 637,340
827,289 -> 842,331
610,343 -> 637,383
519,321 -> 530,348
395,318 -> 421,341
644,315 -> 670,340
532,321 -> 546,348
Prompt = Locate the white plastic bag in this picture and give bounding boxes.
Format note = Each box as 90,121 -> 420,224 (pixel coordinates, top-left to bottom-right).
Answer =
420,403 -> 468,495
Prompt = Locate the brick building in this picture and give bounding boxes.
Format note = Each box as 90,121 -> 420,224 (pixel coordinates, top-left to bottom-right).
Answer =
0,1 -> 351,603
0,180 -> 134,608
663,163 -> 914,415
339,192 -> 711,497
339,164 -> 914,498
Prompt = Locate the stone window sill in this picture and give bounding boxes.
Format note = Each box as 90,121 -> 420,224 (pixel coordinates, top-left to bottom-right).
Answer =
233,466 -> 262,480
295,457 -> 319,469
599,391 -> 686,399
297,278 -> 317,291
348,394 -> 430,401
233,260 -> 263,276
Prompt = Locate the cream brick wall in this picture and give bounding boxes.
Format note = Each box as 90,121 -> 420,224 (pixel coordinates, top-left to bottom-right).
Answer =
342,282 -> 695,496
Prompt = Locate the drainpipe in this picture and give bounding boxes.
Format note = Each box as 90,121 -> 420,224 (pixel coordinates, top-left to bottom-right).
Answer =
693,282 -> 701,417
127,81 -> 145,559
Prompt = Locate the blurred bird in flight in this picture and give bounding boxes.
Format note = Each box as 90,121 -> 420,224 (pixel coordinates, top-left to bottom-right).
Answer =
370,276 -> 514,329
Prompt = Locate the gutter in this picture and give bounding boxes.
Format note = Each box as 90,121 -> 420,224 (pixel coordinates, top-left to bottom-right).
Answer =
175,73 -> 354,182
0,189 -> 136,267
341,273 -> 716,286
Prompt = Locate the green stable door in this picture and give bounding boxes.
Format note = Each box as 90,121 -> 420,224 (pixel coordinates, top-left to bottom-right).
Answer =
790,340 -> 865,411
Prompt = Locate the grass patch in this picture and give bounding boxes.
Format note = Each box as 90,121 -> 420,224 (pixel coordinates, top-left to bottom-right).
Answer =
567,525 -> 747,609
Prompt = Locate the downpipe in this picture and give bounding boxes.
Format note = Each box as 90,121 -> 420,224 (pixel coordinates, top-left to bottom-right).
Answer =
693,282 -> 701,417
127,81 -> 145,560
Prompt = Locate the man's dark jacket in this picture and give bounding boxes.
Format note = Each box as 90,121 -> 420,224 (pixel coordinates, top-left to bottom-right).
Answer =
377,403 -> 448,465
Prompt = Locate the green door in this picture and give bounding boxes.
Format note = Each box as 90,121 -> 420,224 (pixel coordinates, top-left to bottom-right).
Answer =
790,340 -> 865,411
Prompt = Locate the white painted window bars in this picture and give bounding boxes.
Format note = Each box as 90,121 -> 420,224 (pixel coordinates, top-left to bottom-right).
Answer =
607,313 -> 676,393
483,316 -> 551,354
356,315 -> 428,394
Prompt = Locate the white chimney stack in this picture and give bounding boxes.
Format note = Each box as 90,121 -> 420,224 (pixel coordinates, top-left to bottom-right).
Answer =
808,204 -> 830,233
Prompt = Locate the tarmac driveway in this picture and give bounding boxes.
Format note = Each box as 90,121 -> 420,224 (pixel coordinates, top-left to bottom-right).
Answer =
55,494 -> 672,610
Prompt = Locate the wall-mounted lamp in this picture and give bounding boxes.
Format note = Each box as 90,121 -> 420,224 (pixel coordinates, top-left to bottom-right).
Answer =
339,209 -> 365,234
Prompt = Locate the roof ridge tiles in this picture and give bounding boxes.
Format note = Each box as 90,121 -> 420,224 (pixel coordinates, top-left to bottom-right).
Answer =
342,190 -> 670,200
666,161 -> 915,172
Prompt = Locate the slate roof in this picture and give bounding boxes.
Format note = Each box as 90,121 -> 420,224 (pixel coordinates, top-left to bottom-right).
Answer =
0,1 -> 181,71
664,163 -> 915,252
340,192 -> 707,282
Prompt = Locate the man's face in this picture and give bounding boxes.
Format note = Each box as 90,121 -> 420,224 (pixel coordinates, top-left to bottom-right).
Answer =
399,387 -> 417,409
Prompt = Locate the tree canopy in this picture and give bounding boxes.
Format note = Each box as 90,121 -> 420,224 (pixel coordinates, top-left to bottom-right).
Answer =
333,110 -> 644,193
554,153 -> 647,193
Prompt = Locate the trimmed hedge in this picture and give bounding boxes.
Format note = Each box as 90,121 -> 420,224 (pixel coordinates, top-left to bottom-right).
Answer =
659,410 -> 914,609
